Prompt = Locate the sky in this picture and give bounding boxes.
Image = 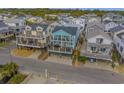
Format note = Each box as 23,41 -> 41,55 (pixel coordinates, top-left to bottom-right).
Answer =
52,8 -> 124,11
81,8 -> 124,11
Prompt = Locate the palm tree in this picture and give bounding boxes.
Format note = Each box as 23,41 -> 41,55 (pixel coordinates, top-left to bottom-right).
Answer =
3,62 -> 19,77
0,62 -> 19,83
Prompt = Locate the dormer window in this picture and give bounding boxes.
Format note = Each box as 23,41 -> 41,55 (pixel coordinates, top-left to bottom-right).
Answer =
96,38 -> 103,44
36,26 -> 43,31
25,26 -> 31,31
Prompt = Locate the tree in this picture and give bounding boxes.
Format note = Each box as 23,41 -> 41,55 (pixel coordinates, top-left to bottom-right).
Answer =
78,56 -> 87,64
111,62 -> 115,69
112,50 -> 117,62
3,62 -> 19,77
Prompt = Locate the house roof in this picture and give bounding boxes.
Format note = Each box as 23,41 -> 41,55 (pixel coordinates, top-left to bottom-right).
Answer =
4,18 -> 24,23
0,21 -> 9,33
103,13 -> 122,20
116,31 -> 124,44
103,21 -> 117,25
87,28 -> 111,40
52,25 -> 78,36
17,14 -> 26,18
109,25 -> 124,32
29,23 -> 49,31
0,29 -> 9,33
87,22 -> 104,30
0,21 -> 8,28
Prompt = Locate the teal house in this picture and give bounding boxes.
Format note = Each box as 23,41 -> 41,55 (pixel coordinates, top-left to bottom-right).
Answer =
48,25 -> 80,56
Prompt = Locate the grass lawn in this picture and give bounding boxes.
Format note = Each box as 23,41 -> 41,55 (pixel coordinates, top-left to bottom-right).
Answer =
12,48 -> 34,57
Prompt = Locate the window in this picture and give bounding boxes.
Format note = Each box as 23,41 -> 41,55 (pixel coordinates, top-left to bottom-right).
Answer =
54,36 -> 58,40
120,46 -> 123,52
101,48 -> 106,52
96,38 -> 103,44
91,47 -> 96,52
16,29 -> 20,31
117,43 -> 119,47
62,36 -> 65,41
16,23 -> 19,26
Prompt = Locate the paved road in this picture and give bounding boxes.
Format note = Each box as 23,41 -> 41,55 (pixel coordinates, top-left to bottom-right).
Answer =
1,45 -> 124,83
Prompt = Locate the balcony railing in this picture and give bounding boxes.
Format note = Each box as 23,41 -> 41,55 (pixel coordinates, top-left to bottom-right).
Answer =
48,46 -> 72,54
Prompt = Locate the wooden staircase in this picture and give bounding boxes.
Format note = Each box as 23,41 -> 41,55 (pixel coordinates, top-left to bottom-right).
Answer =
38,49 -> 48,60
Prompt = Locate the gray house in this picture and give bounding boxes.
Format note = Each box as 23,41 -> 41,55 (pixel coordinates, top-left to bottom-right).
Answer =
102,13 -> 123,23
4,18 -> 26,34
0,21 -> 14,42
81,22 -> 112,62
114,30 -> 124,63
84,13 -> 102,23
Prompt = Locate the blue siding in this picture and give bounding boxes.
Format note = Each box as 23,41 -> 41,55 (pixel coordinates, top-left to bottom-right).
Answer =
52,29 -> 76,48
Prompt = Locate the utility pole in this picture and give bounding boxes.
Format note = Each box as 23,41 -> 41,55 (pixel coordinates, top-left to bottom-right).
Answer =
45,69 -> 48,79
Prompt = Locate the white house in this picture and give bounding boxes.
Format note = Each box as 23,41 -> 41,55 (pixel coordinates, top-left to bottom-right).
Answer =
102,13 -> 123,23
81,22 -> 112,62
4,18 -> 26,34
104,21 -> 119,32
114,30 -> 124,63
72,17 -> 86,27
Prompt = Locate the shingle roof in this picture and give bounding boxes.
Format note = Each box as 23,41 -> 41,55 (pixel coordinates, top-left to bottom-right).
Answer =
4,18 -> 23,23
0,21 -> 9,33
29,23 -> 49,31
0,21 -> 8,28
0,29 -> 9,33
109,25 -> 124,32
87,22 -> 104,30
52,25 -> 78,36
0,22 -> 8,27
116,31 -> 124,44
87,28 -> 111,40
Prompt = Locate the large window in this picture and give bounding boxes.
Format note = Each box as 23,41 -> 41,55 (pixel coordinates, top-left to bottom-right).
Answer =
16,23 -> 19,26
91,47 -> 97,52
100,48 -> 106,53
96,38 -> 103,44
120,46 -> 123,52
54,36 -> 58,40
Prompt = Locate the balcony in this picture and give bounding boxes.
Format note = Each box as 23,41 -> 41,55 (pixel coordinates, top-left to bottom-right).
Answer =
17,39 -> 45,48
48,46 -> 72,54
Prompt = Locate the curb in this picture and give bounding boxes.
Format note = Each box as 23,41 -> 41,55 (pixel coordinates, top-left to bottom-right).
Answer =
21,73 -> 33,84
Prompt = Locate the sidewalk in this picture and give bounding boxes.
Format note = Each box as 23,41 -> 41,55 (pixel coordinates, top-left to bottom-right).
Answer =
24,73 -> 76,84
45,56 -> 72,66
80,61 -> 124,74
83,62 -> 113,71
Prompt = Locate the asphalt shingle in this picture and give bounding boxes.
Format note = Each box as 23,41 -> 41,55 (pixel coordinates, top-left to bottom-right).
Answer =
52,25 -> 78,36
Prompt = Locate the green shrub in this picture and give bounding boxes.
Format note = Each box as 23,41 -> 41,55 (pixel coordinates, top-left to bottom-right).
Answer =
78,56 -> 87,64
0,62 -> 19,82
112,51 -> 117,62
8,73 -> 26,84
